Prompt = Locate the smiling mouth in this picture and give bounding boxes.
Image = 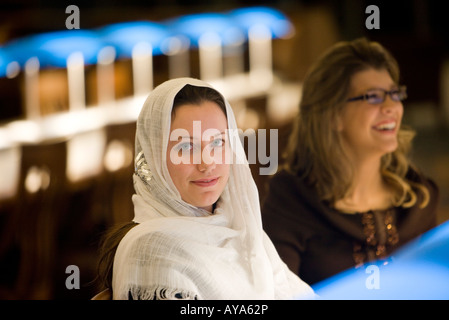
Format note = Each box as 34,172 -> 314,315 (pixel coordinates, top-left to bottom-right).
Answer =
373,122 -> 397,132
191,177 -> 219,187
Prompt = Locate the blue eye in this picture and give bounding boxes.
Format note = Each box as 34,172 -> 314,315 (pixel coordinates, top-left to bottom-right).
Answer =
176,142 -> 193,152
210,139 -> 224,148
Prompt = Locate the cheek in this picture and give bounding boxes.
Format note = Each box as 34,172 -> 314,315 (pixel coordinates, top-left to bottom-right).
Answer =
214,146 -> 229,164
338,109 -> 378,146
347,109 -> 377,131
337,106 -> 360,132
169,166 -> 197,200
338,110 -> 363,133
398,104 -> 404,121
166,155 -> 190,187
221,163 -> 230,180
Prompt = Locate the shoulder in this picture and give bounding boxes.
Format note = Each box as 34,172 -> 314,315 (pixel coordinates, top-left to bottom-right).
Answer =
265,169 -> 304,195
273,168 -> 299,182
397,167 -> 440,236
263,169 -> 302,209
406,167 -> 440,203
117,220 -> 190,261
406,166 -> 437,187
262,169 -> 323,225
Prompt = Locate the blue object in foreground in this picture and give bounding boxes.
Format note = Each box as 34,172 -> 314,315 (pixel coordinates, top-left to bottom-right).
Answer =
311,220 -> 449,299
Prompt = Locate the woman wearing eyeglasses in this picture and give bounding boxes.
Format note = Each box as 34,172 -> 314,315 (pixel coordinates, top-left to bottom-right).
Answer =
261,38 -> 439,286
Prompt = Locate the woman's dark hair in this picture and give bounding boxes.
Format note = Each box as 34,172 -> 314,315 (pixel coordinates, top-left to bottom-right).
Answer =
95,221 -> 138,292
172,84 -> 227,118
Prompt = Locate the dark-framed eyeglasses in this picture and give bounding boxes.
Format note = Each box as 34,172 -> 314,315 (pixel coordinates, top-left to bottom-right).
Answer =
347,86 -> 407,104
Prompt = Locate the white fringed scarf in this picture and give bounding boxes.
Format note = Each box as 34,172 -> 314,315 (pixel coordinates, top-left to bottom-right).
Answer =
112,78 -> 314,300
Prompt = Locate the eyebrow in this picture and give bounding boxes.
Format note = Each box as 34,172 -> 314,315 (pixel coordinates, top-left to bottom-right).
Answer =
175,131 -> 227,141
212,131 -> 227,138
364,84 -> 399,91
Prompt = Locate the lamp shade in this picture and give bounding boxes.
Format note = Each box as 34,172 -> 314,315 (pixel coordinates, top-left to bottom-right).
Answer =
167,13 -> 244,47
229,6 -> 294,39
4,30 -> 104,68
0,47 -> 14,77
98,21 -> 170,58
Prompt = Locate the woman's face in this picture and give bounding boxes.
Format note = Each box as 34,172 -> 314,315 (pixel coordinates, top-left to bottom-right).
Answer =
166,101 -> 230,212
337,68 -> 404,161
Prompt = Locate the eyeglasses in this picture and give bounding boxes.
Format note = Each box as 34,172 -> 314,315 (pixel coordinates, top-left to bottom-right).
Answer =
347,86 -> 407,104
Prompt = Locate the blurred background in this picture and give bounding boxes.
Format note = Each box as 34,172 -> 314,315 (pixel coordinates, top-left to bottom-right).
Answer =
0,0 -> 448,299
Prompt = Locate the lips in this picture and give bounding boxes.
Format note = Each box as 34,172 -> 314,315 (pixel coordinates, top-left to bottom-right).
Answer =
373,120 -> 397,132
191,177 -> 219,187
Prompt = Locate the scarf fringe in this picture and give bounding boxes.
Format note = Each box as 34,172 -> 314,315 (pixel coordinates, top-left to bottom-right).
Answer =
127,285 -> 198,300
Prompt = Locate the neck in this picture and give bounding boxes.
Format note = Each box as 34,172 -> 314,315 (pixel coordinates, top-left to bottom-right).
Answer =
350,156 -> 383,197
200,201 -> 217,214
335,154 -> 392,213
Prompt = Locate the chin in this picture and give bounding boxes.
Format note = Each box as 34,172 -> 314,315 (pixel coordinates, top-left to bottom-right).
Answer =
193,194 -> 221,210
378,145 -> 399,157
386,141 -> 399,152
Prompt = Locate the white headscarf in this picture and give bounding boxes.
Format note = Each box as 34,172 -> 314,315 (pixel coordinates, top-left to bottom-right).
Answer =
112,78 -> 314,300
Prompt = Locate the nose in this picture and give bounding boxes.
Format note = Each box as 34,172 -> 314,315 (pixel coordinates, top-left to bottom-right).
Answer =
381,94 -> 402,114
197,149 -> 216,173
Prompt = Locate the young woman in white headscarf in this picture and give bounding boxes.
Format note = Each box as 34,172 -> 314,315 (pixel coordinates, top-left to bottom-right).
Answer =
96,77 -> 314,300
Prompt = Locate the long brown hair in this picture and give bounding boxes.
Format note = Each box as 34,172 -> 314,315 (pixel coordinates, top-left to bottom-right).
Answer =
96,84 -> 227,291
284,37 -> 429,208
